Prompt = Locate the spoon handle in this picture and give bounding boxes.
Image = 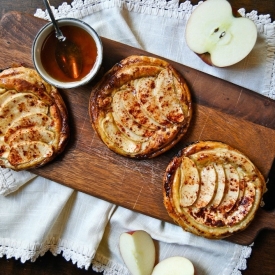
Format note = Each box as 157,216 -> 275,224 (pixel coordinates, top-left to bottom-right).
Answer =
43,0 -> 66,41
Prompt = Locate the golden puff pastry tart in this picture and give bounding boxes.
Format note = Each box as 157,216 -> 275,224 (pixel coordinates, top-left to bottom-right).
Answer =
163,141 -> 266,239
89,55 -> 192,158
0,66 -> 69,170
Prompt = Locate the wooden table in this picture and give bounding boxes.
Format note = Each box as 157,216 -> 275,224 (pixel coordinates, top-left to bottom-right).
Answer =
0,0 -> 274,274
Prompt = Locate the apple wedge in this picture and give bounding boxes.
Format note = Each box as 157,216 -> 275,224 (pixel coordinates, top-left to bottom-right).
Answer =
194,163 -> 217,208
151,256 -> 195,275
185,0 -> 257,67
211,164 -> 226,208
119,230 -> 155,275
179,157 -> 200,207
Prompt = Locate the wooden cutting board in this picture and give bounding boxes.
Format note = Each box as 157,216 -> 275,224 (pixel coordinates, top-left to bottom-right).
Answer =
0,11 -> 274,245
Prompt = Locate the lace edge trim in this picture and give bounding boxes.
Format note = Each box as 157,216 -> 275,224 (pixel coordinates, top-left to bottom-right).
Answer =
230,244 -> 253,275
34,0 -> 275,24
240,9 -> 275,100
92,253 -> 129,275
34,0 -> 196,20
0,237 -> 96,270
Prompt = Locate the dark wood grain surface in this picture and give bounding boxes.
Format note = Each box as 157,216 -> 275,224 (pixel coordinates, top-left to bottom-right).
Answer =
0,1 -> 275,274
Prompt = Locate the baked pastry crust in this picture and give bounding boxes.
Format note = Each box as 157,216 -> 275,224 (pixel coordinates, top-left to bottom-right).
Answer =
163,141 -> 266,239
89,55 -> 192,158
0,66 -> 69,170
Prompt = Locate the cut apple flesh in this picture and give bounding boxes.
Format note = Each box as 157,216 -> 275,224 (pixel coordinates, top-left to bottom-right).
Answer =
151,256 -> 195,275
119,230 -> 155,275
185,0 -> 257,67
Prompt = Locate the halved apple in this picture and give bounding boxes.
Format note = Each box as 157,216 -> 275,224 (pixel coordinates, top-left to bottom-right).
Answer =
151,256 -> 195,275
119,230 -> 156,275
185,0 -> 257,67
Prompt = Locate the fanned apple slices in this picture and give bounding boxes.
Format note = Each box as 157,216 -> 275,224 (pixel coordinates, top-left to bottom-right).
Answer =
89,55 -> 192,158
163,141 -> 266,239
0,66 -> 69,170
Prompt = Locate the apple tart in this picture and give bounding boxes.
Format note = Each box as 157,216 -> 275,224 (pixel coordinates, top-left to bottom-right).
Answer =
0,66 -> 69,170
89,55 -> 192,158
163,141 -> 266,239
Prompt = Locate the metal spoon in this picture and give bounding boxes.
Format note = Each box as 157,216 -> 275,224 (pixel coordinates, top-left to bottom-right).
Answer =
43,0 -> 83,79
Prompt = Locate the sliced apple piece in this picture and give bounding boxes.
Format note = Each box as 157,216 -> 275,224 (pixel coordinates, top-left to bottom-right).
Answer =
6,126 -> 55,145
0,89 -> 17,105
8,141 -> 53,166
211,164 -> 226,208
135,77 -> 170,126
218,164 -> 240,213
172,167 -> 183,213
119,230 -> 155,275
235,166 -> 246,203
0,93 -> 48,135
179,157 -> 200,207
153,68 -> 185,124
225,176 -> 256,225
101,113 -> 142,154
185,0 -> 257,67
112,91 -> 153,142
121,88 -> 162,130
4,113 -> 52,142
152,256 -> 195,275
194,164 -> 216,208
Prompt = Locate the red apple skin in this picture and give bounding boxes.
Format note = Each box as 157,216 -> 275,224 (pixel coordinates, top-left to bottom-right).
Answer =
194,6 -> 245,67
196,52 -> 213,66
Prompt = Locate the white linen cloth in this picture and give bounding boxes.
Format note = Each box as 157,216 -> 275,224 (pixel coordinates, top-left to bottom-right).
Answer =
1,0 -> 275,274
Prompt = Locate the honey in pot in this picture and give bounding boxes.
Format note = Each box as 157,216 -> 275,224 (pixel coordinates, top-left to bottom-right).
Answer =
41,25 -> 98,82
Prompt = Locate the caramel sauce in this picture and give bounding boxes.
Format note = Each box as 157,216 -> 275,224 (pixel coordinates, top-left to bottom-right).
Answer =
41,25 -> 98,82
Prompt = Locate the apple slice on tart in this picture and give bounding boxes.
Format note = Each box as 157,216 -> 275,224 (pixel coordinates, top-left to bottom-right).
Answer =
163,141 -> 266,239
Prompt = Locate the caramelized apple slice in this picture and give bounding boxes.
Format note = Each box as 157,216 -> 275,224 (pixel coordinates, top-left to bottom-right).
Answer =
8,141 -> 53,166
218,164 -> 240,213
135,77 -> 170,125
101,113 -> 142,154
120,87 -> 162,130
153,68 -> 185,124
194,164 -> 217,208
211,164 -> 226,208
179,157 -> 200,207
112,91 -> 153,142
